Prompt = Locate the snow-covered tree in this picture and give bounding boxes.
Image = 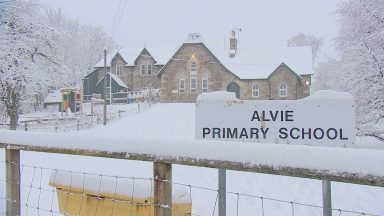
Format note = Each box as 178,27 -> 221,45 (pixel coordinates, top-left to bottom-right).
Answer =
335,0 -> 384,140
312,58 -> 341,91
45,8 -> 117,88
0,0 -> 58,129
0,1 -> 117,129
287,33 -> 323,63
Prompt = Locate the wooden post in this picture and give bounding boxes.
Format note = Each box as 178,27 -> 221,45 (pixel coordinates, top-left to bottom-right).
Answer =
218,169 -> 226,216
322,180 -> 332,216
153,162 -> 172,216
77,119 -> 80,130
24,122 -> 28,131
6,147 -> 20,216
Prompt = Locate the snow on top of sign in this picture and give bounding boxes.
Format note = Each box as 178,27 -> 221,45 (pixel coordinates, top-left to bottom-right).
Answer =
196,91 -> 236,102
308,90 -> 353,100
49,170 -> 189,202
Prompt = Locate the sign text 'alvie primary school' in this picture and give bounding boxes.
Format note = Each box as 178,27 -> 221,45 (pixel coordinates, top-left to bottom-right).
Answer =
195,91 -> 356,147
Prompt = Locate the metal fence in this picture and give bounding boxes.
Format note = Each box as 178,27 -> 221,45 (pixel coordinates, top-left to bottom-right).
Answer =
83,89 -> 160,104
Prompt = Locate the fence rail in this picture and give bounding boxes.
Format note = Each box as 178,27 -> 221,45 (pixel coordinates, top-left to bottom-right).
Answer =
1,143 -> 383,187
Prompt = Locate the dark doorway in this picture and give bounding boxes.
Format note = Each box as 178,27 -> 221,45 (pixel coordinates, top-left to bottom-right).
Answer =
227,82 -> 240,98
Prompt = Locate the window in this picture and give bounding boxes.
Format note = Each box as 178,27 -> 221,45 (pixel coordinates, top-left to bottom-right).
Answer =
202,73 -> 208,93
179,73 -> 185,94
279,82 -> 287,97
252,84 -> 259,97
190,62 -> 197,93
116,65 -> 123,76
147,64 -> 152,75
140,64 -> 146,76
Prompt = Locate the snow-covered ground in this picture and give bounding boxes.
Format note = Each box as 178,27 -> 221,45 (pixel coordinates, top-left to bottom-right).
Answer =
1,103 -> 384,215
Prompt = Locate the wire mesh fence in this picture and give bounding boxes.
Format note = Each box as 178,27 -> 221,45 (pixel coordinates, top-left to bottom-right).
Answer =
1,157 -> 382,216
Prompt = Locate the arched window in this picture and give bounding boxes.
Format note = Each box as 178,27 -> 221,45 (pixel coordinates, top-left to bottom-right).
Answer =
202,73 -> 208,93
252,84 -> 259,97
190,62 -> 197,93
179,73 -> 185,94
279,82 -> 287,97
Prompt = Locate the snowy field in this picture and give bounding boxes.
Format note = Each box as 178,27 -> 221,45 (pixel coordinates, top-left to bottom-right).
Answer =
1,103 -> 384,215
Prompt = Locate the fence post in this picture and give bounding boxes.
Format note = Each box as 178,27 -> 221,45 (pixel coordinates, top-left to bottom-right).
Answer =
322,180 -> 332,216
218,169 -> 226,216
5,147 -> 21,216
91,99 -> 94,116
153,162 -> 172,216
55,120 -> 58,131
24,122 -> 28,131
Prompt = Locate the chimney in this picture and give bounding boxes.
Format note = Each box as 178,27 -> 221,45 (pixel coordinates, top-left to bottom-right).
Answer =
229,30 -> 237,58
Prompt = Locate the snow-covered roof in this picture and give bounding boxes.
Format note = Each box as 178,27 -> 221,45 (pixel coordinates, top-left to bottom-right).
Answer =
108,73 -> 129,88
95,47 -> 177,68
96,34 -> 313,80
157,35 -> 313,79
212,45 -> 313,79
44,90 -> 62,104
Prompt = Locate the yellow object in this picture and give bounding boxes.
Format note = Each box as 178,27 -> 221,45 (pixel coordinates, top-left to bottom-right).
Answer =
50,182 -> 191,216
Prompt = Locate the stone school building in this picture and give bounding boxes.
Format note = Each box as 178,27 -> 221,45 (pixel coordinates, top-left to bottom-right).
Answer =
83,32 -> 312,102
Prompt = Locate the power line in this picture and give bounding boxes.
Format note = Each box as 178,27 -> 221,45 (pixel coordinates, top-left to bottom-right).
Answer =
111,0 -> 128,39
109,0 -> 122,38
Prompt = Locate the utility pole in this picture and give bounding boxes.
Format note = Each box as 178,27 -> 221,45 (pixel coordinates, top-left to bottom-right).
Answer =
103,49 -> 107,125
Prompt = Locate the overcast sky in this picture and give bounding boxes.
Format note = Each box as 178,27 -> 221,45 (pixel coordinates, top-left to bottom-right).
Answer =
42,0 -> 340,60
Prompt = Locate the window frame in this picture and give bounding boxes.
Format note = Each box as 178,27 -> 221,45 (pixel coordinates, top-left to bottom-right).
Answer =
116,65 -> 123,76
190,62 -> 197,93
252,84 -> 259,97
279,82 -> 287,97
147,64 -> 152,75
140,64 -> 146,76
202,73 -> 208,93
179,73 -> 185,94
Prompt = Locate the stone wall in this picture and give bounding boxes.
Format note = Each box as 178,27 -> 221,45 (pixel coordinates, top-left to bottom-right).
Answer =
159,43 -> 312,102
159,43 -> 238,103
234,79 -> 270,100
268,64 -> 301,100
129,54 -> 161,91
108,50 -> 161,91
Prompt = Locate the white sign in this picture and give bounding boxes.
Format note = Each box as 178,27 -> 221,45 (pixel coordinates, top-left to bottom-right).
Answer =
195,91 -> 356,147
